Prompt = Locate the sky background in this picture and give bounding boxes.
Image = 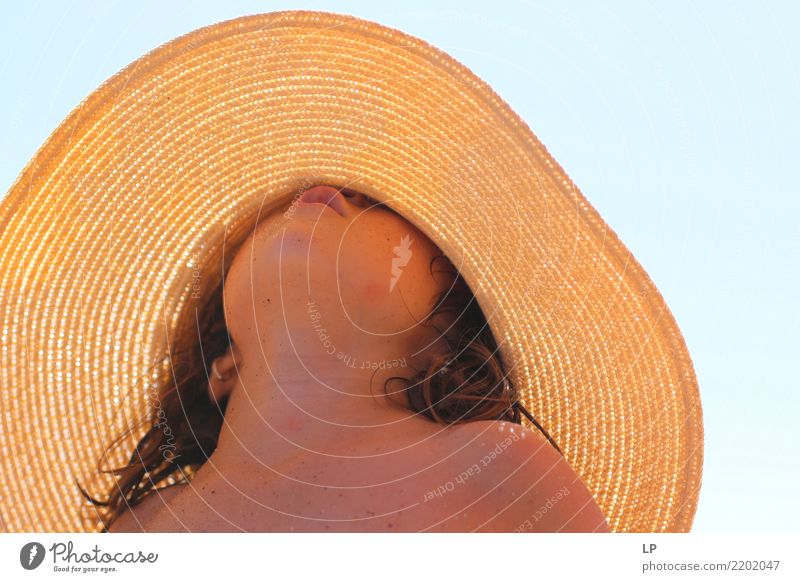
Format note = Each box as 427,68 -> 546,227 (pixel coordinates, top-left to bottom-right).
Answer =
1,0 -> 798,532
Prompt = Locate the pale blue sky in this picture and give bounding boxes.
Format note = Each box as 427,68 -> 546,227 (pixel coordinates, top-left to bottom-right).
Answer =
1,1 -> 797,532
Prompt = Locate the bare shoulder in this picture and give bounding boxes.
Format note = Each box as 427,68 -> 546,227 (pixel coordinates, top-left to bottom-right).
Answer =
107,484 -> 187,533
446,420 -> 610,532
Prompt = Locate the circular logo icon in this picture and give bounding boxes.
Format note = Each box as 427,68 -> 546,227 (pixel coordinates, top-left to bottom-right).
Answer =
19,542 -> 45,570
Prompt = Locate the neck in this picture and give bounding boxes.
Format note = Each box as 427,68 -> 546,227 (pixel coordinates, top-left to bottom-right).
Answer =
209,296 -> 435,475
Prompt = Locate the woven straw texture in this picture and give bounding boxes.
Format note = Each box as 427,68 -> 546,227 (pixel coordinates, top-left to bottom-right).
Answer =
0,10 -> 702,532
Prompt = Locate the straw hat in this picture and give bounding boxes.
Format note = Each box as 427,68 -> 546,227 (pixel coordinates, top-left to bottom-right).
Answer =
0,10 -> 703,532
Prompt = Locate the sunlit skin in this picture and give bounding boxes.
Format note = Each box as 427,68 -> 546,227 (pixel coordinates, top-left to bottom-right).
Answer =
214,185 -> 459,461
110,185 -> 610,532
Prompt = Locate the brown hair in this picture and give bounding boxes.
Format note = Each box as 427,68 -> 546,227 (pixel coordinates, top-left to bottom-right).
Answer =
80,193 -> 561,531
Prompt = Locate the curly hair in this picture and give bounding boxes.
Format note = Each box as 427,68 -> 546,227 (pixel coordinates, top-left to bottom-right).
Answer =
80,192 -> 561,531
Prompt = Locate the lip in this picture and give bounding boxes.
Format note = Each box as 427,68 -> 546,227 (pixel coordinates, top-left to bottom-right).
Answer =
297,185 -> 346,217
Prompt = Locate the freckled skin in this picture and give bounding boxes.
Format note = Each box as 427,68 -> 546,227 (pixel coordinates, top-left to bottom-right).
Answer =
109,186 -> 608,533
361,282 -> 388,303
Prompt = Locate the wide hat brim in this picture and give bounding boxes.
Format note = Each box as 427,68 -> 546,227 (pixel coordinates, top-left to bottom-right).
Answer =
0,10 -> 703,532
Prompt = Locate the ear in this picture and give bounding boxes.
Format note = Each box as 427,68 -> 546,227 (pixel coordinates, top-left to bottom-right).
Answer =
207,343 -> 240,404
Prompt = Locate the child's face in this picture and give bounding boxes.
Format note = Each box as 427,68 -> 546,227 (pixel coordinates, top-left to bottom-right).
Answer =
222,185 -> 456,359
